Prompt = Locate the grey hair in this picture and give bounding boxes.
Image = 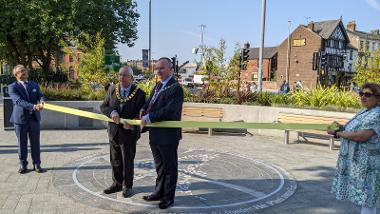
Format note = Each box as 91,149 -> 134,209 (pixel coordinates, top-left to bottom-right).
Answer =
12,65 -> 27,76
119,66 -> 134,77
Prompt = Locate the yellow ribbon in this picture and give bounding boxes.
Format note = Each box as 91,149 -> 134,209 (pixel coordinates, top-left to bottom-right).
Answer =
43,103 -> 329,130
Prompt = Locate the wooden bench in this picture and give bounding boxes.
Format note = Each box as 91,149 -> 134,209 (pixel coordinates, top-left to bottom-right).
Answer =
182,106 -> 223,136
277,112 -> 349,150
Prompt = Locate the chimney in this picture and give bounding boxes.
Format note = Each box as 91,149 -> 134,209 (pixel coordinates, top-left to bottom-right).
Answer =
307,22 -> 314,31
347,21 -> 356,31
370,29 -> 380,35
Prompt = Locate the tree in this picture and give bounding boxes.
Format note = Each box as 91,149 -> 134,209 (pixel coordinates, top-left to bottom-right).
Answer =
353,50 -> 380,86
0,0 -> 139,75
73,0 -> 139,49
78,33 -> 110,90
227,44 -> 243,95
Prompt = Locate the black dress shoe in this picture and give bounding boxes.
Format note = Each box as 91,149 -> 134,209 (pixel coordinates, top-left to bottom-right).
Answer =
142,194 -> 162,201
158,200 -> 174,209
103,184 -> 122,194
122,188 -> 133,198
18,167 -> 27,174
33,164 -> 44,173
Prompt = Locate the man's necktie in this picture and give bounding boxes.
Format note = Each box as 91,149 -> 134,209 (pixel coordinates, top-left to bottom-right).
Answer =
23,82 -> 30,100
146,82 -> 163,113
123,89 -> 127,97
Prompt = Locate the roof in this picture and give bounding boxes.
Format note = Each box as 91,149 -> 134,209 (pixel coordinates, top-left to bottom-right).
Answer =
346,43 -> 357,50
309,20 -> 342,39
346,29 -> 380,41
248,47 -> 278,60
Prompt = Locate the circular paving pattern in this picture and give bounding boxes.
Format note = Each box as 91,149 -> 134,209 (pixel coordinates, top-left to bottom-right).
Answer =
53,149 -> 297,213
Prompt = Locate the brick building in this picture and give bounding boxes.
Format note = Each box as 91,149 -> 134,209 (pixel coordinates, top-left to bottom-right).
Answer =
277,19 -> 349,89
242,47 -> 277,82
346,20 -> 380,70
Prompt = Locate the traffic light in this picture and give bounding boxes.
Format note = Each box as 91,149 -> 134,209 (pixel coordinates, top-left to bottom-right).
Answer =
320,54 -> 327,65
171,56 -> 179,78
242,48 -> 250,62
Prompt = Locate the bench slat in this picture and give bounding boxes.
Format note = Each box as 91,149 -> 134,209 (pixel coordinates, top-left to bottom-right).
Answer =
278,113 -> 349,124
182,116 -> 221,122
182,107 -> 223,118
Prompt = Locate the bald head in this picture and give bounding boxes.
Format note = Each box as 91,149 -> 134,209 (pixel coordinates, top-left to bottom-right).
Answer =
155,58 -> 173,82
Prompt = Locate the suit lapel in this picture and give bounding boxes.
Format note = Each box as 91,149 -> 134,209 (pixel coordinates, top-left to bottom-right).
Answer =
26,82 -> 32,100
152,77 -> 176,106
16,82 -> 29,101
120,84 -> 136,112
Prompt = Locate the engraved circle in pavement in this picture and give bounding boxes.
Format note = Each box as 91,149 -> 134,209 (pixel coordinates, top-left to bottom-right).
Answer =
54,149 -> 297,213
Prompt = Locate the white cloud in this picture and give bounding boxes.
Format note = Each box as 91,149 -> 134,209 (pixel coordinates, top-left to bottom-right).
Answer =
367,0 -> 380,11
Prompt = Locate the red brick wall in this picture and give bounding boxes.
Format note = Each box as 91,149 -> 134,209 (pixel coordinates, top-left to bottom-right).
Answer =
241,58 -> 272,82
277,26 -> 322,90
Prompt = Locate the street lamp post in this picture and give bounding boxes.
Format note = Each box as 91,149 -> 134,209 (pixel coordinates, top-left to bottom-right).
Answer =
285,21 -> 291,83
200,24 -> 206,64
149,0 -> 152,72
257,0 -> 266,92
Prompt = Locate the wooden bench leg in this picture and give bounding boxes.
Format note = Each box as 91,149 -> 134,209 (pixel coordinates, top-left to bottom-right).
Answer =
208,128 -> 212,136
284,130 -> 290,144
297,132 -> 300,143
329,137 -> 334,151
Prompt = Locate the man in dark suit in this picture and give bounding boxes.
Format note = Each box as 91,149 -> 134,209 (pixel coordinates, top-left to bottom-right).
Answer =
140,57 -> 184,209
100,66 -> 146,198
8,65 -> 45,174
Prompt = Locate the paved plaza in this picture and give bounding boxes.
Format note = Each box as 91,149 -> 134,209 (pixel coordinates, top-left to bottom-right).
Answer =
0,106 -> 360,214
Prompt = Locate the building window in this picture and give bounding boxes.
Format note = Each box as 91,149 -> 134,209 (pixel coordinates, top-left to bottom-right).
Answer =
366,41 -> 370,51
349,50 -> 353,60
348,63 -> 352,72
359,41 -> 364,51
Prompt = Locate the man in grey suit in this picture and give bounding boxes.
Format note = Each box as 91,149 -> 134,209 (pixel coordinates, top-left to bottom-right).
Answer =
100,66 -> 146,198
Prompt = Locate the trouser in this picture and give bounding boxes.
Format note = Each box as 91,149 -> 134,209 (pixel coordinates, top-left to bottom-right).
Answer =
109,131 -> 137,188
149,141 -> 179,201
14,116 -> 40,168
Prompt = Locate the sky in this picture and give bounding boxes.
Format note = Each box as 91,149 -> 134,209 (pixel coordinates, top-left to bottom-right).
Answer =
117,0 -> 380,64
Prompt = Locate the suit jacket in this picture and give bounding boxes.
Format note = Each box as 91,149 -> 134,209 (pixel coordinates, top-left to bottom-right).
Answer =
100,84 -> 146,141
8,80 -> 45,125
142,77 -> 184,144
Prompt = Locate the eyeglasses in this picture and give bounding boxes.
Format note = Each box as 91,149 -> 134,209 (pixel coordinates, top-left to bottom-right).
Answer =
359,91 -> 375,98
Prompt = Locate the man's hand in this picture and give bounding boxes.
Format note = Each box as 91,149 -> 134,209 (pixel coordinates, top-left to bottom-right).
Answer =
35,102 -> 44,111
139,109 -> 145,119
111,112 -> 120,124
140,115 -> 148,130
123,121 -> 134,130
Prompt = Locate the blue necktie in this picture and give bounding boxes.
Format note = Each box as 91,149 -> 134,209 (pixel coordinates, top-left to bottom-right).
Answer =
123,89 -> 127,97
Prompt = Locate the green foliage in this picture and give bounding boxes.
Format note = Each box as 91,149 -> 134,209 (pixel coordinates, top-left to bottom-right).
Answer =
0,0 -> 139,73
41,85 -> 106,101
137,79 -> 156,97
353,50 -> 380,86
0,74 -> 15,85
78,33 -> 108,88
255,92 -> 271,106
288,85 -> 360,109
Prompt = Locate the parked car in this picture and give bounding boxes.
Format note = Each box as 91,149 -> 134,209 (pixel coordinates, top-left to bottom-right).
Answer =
134,74 -> 146,82
181,77 -> 194,87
